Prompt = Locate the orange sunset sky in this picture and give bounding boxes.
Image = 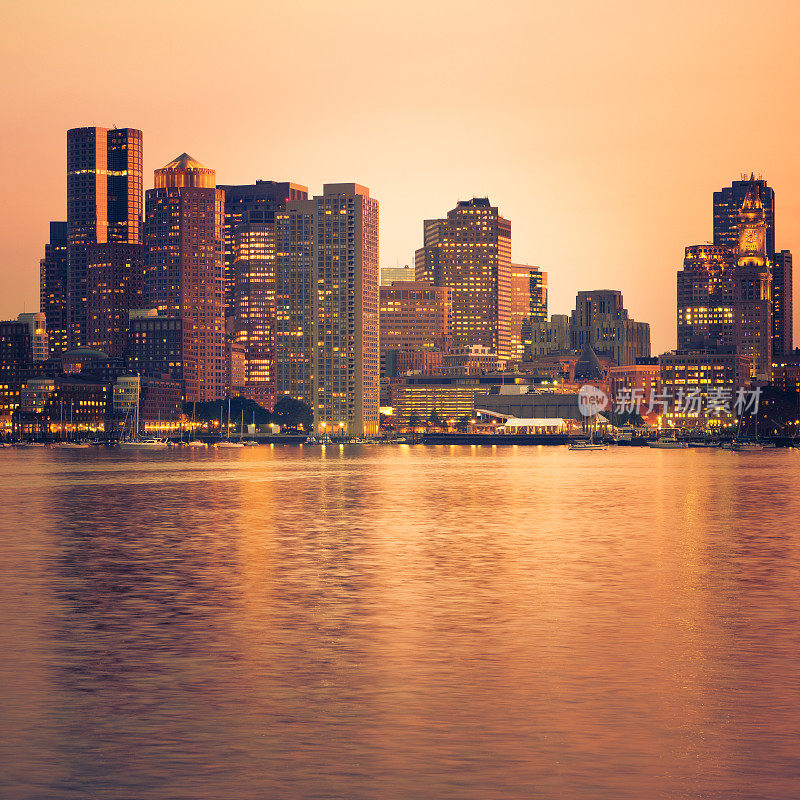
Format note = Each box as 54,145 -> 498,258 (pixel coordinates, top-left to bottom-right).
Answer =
1,0 -> 799,353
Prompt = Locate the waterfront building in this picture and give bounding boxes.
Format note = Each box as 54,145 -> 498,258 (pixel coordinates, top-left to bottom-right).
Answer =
39,221 -> 69,356
379,281 -> 452,377
771,350 -> 800,395
144,154 -> 225,401
676,245 -> 734,351
772,250 -> 793,356
66,126 -> 143,348
569,290 -> 650,366
733,179 -> 772,381
218,180 -> 308,314
0,320 -> 32,429
391,373 -> 526,426
475,387 -> 585,425
380,265 -> 414,286
658,350 -> 751,426
608,358 -> 661,410
415,198 -> 514,358
274,184 -> 380,437
229,222 -> 276,406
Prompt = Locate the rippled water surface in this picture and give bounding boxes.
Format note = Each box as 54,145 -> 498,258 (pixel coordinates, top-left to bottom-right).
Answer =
1,445 -> 799,799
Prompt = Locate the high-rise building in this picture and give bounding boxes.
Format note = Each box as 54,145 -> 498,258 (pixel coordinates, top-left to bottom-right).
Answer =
528,314 -> 571,357
379,281 -> 452,377
380,265 -> 414,286
218,180 -> 308,314
274,203 -> 315,407
87,243 -> 144,357
39,221 -> 69,355
714,176 -> 775,258
733,180 -> 772,380
126,310 -> 183,383
569,290 -> 650,366
66,126 -> 143,348
16,313 -> 49,362
676,244 -> 734,351
144,154 -> 225,402
230,222 -> 276,407
772,250 -> 793,356
415,198 -> 514,359
510,263 -> 547,359
274,184 -> 380,437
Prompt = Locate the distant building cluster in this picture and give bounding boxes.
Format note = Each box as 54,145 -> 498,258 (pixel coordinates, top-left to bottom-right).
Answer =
1,124 -> 795,437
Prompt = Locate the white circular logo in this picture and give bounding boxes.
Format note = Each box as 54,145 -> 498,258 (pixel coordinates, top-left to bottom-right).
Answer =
578,384 -> 609,417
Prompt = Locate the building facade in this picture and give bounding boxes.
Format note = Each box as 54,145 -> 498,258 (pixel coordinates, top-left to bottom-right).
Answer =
415,198 -> 514,359
274,184 -> 380,437
144,154 -> 225,401
569,290 -> 650,366
66,126 -> 143,348
230,222 -> 276,406
772,250 -> 793,357
733,180 -> 772,380
379,280 -> 452,377
218,180 -> 308,314
40,221 -> 69,356
676,244 -> 734,351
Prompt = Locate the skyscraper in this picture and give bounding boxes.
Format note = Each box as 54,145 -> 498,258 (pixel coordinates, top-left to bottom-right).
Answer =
66,126 -> 143,347
510,263 -> 547,359
144,154 -> 225,402
379,281 -> 452,376
676,244 -> 734,351
39,221 -> 69,356
772,250 -> 793,356
230,222 -> 276,407
733,180 -> 772,380
415,198 -> 513,358
218,180 -> 308,314
570,290 -> 650,366
274,184 -> 380,437
713,176 -> 775,258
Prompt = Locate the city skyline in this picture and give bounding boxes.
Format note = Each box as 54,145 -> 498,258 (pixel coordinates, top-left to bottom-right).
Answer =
2,1 -> 799,354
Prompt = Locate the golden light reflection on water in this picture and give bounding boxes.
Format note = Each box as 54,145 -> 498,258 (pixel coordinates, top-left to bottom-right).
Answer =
0,446 -> 799,799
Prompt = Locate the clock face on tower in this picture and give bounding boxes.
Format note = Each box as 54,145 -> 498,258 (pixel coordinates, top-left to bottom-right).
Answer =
742,228 -> 759,252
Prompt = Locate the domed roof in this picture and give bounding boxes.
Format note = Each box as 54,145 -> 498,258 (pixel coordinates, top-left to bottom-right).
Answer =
61,348 -> 109,360
161,153 -> 206,171
574,343 -> 604,381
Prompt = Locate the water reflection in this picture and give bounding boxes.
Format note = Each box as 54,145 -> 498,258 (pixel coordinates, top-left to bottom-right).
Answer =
0,447 -> 798,799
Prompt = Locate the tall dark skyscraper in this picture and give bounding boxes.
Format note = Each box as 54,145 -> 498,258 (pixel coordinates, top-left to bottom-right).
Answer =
713,176 -> 775,258
772,250 -> 793,356
217,181 -> 308,314
66,126 -> 143,348
39,220 -> 69,355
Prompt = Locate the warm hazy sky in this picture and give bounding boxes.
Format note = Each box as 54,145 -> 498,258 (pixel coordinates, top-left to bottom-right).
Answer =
2,0 -> 799,353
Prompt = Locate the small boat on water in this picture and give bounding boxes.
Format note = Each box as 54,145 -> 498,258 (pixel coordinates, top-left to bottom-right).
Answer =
185,439 -> 207,447
687,441 -> 719,448
568,440 -> 607,451
119,438 -> 170,450
731,440 -> 764,452
214,440 -> 244,448
55,441 -> 91,449
242,439 -> 259,446
647,436 -> 688,449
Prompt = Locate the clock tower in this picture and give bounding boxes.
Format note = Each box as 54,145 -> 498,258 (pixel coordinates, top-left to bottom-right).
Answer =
734,175 -> 772,381
737,176 -> 769,268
